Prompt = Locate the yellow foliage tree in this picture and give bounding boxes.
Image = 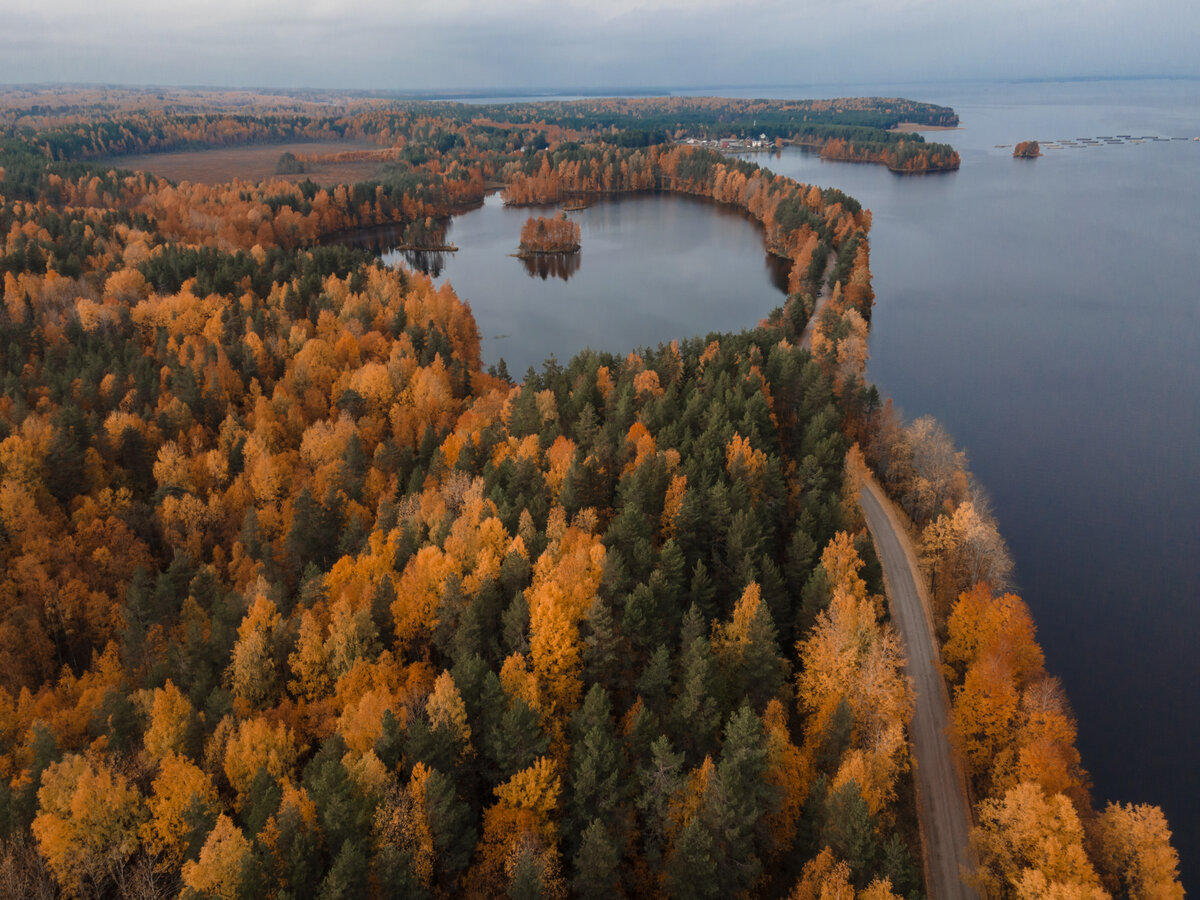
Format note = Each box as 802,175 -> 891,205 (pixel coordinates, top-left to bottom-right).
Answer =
661,473 -> 687,541
228,593 -> 284,711
1004,678 -> 1083,799
141,753 -> 219,870
820,531 -> 868,601
426,669 -> 472,748
500,652 -> 541,714
762,699 -> 808,860
494,756 -> 562,848
632,368 -> 663,399
392,545 -> 457,651
401,762 -> 438,889
544,435 -> 576,497
921,501 -> 1014,618
796,585 -> 911,750
943,584 -> 1044,686
712,582 -> 768,658
32,753 -> 146,898
790,847 -> 903,900
143,679 -> 195,762
796,536 -> 912,819
288,605 -> 332,701
725,432 -> 769,500
181,814 -> 252,900
970,781 -> 1109,899
951,648 -> 1020,779
222,716 -> 297,809
1092,802 -> 1184,900
526,526 -> 606,741
470,756 -> 563,894
324,597 -> 379,682
667,755 -> 716,839
623,421 -> 657,474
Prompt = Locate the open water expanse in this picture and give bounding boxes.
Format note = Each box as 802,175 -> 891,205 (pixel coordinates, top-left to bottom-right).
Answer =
371,79 -> 1200,886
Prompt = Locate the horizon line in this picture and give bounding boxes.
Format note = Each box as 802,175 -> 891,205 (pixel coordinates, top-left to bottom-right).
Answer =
1,73 -> 1197,99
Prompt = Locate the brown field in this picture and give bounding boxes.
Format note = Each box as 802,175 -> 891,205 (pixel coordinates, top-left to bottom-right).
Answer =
100,139 -> 388,187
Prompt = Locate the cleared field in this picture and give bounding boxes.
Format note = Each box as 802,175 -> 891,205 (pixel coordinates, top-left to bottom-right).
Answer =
101,139 -> 388,186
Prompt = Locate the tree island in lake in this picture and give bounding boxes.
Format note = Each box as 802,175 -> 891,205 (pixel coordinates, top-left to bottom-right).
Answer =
1013,140 -> 1041,158
518,213 -> 581,255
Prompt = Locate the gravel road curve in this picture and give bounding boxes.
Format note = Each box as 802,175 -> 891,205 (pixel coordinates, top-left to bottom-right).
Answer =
859,476 -> 980,900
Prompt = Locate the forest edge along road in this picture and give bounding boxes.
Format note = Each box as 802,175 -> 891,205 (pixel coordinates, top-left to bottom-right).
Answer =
858,475 -> 980,900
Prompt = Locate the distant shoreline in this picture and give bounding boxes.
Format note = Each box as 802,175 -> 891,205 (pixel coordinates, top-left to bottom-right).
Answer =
890,122 -> 960,133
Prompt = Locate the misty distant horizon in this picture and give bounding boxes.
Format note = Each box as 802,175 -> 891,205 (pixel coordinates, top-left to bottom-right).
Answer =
4,0 -> 1195,95
3,73 -> 1197,101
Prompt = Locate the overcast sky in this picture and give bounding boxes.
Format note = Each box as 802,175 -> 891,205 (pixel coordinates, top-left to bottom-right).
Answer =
2,0 -> 1196,92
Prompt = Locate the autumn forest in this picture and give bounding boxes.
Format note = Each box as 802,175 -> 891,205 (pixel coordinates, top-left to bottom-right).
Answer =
0,87 -> 1181,899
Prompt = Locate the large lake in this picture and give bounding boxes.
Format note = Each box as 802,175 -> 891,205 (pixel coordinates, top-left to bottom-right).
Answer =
371,80 -> 1200,886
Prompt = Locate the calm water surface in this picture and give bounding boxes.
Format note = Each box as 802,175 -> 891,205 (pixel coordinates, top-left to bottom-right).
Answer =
371,80 -> 1200,885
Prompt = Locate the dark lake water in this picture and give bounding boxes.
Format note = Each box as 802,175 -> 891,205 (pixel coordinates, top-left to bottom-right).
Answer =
367,79 -> 1200,885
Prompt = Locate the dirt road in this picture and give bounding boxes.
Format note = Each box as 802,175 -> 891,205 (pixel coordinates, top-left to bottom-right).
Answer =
799,254 -> 838,350
858,476 -> 980,900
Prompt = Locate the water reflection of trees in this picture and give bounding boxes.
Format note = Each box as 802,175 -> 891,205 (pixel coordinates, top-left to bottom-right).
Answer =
340,225 -> 403,255
520,253 -> 581,281
764,253 -> 790,294
334,220 -> 452,277
402,250 -> 447,278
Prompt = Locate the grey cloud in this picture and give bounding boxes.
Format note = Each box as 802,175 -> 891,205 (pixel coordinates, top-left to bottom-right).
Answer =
0,0 -> 1195,89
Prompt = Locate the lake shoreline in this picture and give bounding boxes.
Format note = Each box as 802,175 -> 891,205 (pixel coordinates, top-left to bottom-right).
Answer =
890,122 -> 961,133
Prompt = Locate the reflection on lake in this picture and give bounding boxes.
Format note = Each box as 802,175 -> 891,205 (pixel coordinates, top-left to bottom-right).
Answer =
337,222 -> 455,278
520,252 -> 581,281
402,249 -> 450,278
337,223 -> 407,255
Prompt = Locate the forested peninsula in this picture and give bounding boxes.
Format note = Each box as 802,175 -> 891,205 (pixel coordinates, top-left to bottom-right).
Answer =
0,86 -> 1178,898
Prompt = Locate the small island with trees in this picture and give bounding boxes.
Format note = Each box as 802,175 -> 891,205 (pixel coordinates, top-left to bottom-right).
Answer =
1013,140 -> 1041,158
518,213 -> 581,255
